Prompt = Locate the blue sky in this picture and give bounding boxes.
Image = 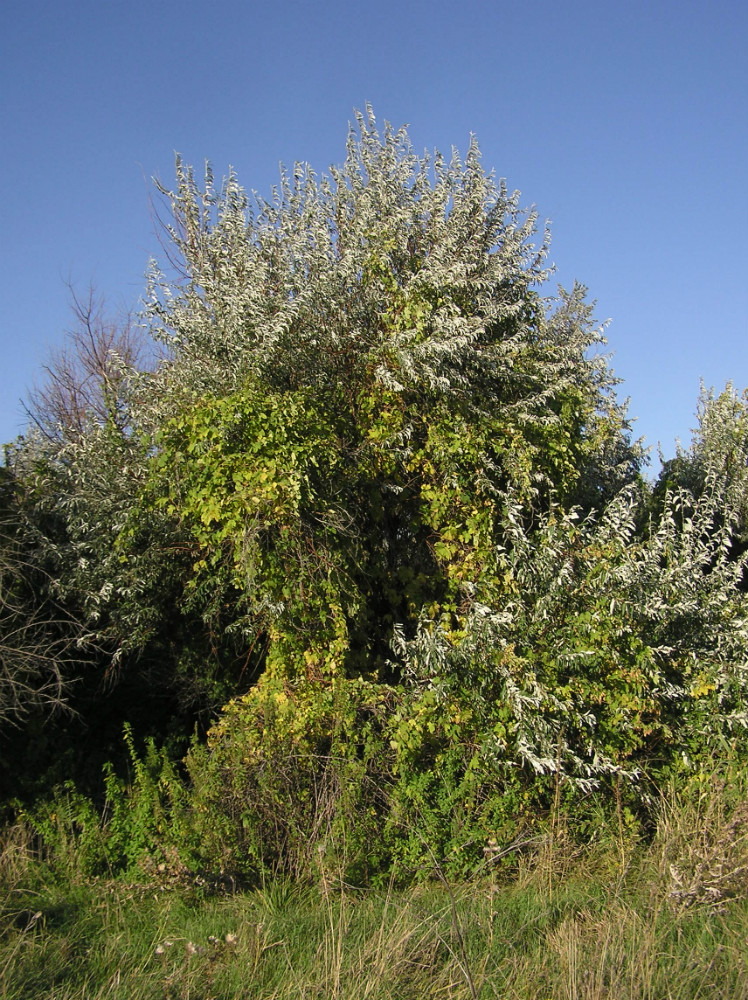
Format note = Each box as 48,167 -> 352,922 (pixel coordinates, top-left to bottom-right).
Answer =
1,0 -> 746,468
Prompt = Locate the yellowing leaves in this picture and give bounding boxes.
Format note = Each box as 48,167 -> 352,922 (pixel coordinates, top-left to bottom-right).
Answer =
690,676 -> 717,699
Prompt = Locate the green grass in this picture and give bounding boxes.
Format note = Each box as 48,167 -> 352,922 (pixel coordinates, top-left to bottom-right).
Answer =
2,868 -> 746,998
2,773 -> 747,999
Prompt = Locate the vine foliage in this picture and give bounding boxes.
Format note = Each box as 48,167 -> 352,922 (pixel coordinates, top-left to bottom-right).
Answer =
3,110 -> 746,882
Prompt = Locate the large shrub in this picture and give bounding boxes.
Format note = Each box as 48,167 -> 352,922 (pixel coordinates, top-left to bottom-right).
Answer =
4,111 -> 746,883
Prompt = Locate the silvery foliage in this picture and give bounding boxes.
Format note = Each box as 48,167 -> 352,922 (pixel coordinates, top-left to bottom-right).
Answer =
7,285 -> 162,658
394,472 -> 748,791
668,382 -> 748,541
9,108 -> 638,676
143,106 -> 621,462
7,419 -> 167,666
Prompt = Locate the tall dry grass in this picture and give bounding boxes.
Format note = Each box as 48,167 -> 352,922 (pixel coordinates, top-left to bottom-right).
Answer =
1,762 -> 747,999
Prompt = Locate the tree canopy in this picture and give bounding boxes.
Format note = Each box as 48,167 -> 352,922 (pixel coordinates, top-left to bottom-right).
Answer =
133,108 -> 643,685
2,109 -> 746,882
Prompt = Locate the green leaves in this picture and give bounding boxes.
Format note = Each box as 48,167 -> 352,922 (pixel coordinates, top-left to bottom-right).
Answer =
141,381 -> 359,680
7,109 -> 745,883
395,476 -> 748,800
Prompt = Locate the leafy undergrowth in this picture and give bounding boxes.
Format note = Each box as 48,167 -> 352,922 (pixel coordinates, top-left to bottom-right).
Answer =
2,769 -> 747,1000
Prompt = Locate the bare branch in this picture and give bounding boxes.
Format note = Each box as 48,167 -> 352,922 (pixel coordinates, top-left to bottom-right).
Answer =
23,285 -> 158,443
0,474 -> 87,727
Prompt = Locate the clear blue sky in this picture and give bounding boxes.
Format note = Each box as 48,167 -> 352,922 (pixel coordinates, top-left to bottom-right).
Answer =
1,0 -> 746,468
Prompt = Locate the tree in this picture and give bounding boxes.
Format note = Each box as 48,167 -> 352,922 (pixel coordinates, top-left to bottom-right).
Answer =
24,286 -> 155,444
655,383 -> 748,545
138,107 -> 642,688
4,109 -> 746,883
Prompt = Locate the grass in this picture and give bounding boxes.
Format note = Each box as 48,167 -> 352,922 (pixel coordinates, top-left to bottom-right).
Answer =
1,772 -> 747,999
